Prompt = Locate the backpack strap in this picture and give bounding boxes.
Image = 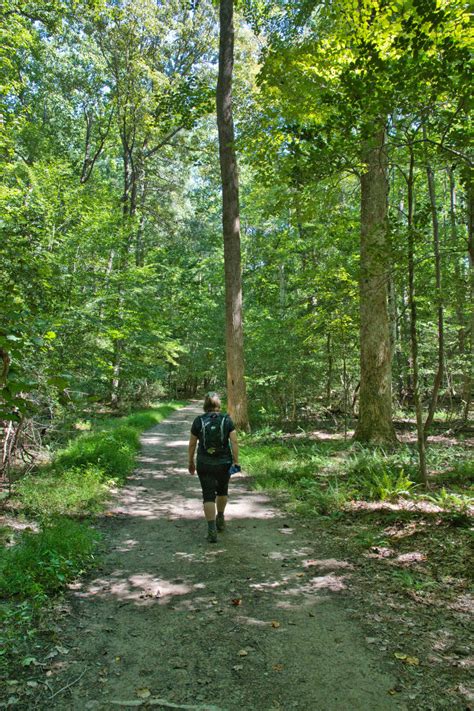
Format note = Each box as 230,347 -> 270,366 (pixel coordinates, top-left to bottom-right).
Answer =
220,414 -> 228,447
199,416 -> 206,449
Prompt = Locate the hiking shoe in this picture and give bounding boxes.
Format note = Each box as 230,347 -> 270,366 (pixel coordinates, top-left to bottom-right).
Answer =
216,514 -> 225,532
207,528 -> 218,543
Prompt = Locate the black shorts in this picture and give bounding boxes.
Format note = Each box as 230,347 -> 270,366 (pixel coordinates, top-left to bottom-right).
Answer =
197,462 -> 231,503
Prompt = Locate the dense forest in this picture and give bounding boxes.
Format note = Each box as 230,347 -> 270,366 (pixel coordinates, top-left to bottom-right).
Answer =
2,0 -> 471,456
0,0 -> 472,708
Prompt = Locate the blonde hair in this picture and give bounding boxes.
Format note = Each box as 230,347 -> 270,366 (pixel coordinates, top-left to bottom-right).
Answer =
203,392 -> 221,412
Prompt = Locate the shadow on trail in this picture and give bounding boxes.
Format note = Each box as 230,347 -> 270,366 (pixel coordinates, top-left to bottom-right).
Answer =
49,403 -> 401,711
73,465 -> 352,611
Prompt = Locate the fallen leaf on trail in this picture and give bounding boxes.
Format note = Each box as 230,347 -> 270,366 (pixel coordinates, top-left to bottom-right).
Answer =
271,621 -> 281,629
272,664 -> 284,672
394,652 -> 420,666
231,598 -> 242,606
238,650 -> 248,657
135,687 -> 151,699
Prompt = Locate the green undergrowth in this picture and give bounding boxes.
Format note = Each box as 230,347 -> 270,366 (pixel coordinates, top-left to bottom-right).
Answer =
14,402 -> 184,518
240,432 -> 473,518
0,518 -> 99,600
1,401 -> 184,676
240,429 -> 473,603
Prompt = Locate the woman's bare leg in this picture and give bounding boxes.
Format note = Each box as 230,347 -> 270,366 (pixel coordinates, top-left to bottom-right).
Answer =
203,502 -> 216,521
216,495 -> 227,514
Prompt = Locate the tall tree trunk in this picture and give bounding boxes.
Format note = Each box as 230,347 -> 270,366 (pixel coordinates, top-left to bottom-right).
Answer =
216,0 -> 249,430
460,166 -> 474,422
354,126 -> 397,445
406,145 -> 428,485
450,170 -> 467,394
423,137 -> 444,439
111,337 -> 124,409
326,331 -> 332,406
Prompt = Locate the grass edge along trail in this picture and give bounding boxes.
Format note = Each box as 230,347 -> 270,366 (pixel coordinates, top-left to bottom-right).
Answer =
0,401 -> 184,679
240,431 -> 473,590
240,431 -> 473,710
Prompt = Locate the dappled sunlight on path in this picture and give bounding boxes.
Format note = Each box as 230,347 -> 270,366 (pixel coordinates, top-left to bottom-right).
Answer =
49,403 -> 403,711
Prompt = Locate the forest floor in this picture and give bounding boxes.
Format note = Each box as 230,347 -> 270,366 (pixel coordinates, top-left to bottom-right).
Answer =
18,403 -> 472,711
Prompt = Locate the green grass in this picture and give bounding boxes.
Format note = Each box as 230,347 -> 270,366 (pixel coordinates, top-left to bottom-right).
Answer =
2,401 -> 184,677
14,402 -> 184,518
0,518 -> 100,676
241,431 -> 473,517
15,465 -> 108,518
347,452 -> 417,501
240,437 -> 353,514
0,518 -> 99,600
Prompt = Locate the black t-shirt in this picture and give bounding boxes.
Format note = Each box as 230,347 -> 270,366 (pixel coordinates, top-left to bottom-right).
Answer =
191,412 -> 235,465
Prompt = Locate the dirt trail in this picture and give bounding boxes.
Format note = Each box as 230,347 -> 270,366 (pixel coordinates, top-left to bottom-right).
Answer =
47,403 -> 406,710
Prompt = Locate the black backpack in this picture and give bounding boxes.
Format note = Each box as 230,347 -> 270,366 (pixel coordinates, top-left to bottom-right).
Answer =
199,413 -> 229,456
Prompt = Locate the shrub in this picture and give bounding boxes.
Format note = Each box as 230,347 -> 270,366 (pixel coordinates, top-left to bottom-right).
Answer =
15,465 -> 108,518
54,426 -> 138,480
0,518 -> 99,599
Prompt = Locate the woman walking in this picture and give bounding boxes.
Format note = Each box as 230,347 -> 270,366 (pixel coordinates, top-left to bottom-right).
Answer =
188,392 -> 239,542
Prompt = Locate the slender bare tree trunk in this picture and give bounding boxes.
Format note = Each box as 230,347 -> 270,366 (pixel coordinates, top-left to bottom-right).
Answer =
111,337 -> 124,409
423,137 -> 444,439
354,125 -> 397,445
216,0 -> 249,430
406,145 -> 428,485
326,331 -> 332,406
461,167 -> 474,422
450,171 -> 466,364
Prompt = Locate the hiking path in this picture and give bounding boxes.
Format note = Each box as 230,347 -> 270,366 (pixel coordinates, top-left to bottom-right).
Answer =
46,402 -> 406,711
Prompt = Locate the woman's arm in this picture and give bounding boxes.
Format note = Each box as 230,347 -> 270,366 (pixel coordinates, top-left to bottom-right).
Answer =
229,430 -> 239,465
188,434 -> 198,474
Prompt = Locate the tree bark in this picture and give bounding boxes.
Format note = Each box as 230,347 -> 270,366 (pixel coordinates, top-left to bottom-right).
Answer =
216,0 -> 249,430
326,331 -> 332,406
460,166 -> 474,422
406,145 -> 428,485
354,126 -> 397,445
110,337 -> 124,409
423,140 -> 444,439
